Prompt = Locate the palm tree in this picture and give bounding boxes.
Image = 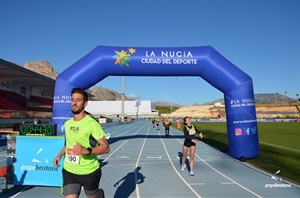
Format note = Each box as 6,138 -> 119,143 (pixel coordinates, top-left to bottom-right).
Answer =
297,93 -> 299,101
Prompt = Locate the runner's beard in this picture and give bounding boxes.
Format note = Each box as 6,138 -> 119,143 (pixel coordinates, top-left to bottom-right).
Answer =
71,105 -> 85,115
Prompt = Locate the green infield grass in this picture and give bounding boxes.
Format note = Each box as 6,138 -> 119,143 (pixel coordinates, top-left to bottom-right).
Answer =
176,122 -> 300,185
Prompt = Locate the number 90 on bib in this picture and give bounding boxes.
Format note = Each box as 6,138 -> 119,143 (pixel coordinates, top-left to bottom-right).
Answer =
67,154 -> 80,164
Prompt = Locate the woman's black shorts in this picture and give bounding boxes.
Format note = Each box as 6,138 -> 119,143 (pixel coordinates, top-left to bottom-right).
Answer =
183,139 -> 196,147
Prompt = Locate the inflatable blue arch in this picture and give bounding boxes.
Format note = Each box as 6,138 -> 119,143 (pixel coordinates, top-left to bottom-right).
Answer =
52,45 -> 259,159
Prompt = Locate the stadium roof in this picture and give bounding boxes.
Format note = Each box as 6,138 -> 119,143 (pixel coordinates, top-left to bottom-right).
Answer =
0,58 -> 55,90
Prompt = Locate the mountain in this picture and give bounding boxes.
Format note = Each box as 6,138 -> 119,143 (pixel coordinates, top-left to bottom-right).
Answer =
24,60 -> 58,79
151,101 -> 183,110
87,86 -> 129,101
24,60 -> 128,101
201,93 -> 297,105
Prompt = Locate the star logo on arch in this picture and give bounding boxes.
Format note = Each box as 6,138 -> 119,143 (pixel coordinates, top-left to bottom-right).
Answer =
113,48 -> 136,67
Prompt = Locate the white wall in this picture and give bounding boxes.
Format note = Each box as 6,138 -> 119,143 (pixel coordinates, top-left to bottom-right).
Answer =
85,100 -> 152,115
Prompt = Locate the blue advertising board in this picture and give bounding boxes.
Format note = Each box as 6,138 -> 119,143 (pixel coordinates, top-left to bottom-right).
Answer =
14,136 -> 65,186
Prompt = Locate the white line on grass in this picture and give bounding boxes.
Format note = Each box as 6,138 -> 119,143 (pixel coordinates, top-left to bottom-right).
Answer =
260,141 -> 300,152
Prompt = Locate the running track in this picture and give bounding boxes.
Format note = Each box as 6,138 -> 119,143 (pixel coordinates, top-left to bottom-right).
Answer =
1,120 -> 299,197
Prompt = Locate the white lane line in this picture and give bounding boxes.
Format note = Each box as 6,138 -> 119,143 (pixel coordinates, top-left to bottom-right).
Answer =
102,122 -> 148,162
102,121 -> 149,198
7,122 -> 147,198
159,131 -> 202,198
170,132 -> 263,198
9,185 -> 31,198
105,121 -> 146,139
189,182 -> 235,186
146,156 -> 162,159
116,156 -> 131,158
190,183 -> 206,186
221,182 -> 235,185
135,123 -> 151,198
194,142 -> 263,198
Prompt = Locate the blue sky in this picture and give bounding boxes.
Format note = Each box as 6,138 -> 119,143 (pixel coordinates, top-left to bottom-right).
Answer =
0,0 -> 299,105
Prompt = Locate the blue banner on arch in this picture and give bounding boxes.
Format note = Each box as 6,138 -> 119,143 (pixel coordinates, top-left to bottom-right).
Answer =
52,45 -> 260,159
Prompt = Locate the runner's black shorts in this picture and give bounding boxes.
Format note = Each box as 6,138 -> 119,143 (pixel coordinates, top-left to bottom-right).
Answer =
62,167 -> 102,196
183,139 -> 196,147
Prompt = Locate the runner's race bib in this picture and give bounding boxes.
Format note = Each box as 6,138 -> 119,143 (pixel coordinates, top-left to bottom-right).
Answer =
188,130 -> 196,135
66,148 -> 80,164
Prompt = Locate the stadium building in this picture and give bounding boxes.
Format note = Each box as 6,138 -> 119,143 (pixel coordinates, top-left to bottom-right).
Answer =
0,58 -> 157,129
86,100 -> 158,121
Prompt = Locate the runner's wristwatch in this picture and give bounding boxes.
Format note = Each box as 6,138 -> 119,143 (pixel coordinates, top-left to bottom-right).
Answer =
87,147 -> 92,155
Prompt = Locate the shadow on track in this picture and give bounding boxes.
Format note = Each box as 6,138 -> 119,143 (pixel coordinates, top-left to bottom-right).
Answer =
113,166 -> 145,198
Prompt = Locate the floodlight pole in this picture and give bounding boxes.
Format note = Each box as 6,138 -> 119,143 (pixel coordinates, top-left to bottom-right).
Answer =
136,100 -> 140,119
121,76 -> 125,122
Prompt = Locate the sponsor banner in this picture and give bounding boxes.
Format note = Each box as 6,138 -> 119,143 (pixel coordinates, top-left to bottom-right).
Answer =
14,136 -> 65,186
52,78 -> 74,136
224,81 -> 259,158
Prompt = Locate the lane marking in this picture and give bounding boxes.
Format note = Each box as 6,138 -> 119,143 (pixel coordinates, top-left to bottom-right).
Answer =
135,122 -> 151,198
221,182 -> 235,185
9,185 -> 31,198
116,156 -> 131,158
159,130 -> 202,198
194,143 -> 263,198
101,123 -> 147,163
169,130 -> 263,198
189,182 -> 235,186
102,121 -> 149,198
190,183 -> 206,185
146,156 -> 162,159
104,122 -> 263,197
